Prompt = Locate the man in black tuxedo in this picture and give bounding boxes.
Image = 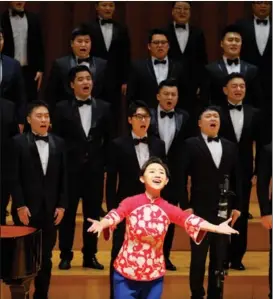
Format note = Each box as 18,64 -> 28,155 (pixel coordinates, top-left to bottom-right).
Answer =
236,2 -> 272,145
149,78 -> 190,270
52,65 -> 111,271
126,28 -> 189,108
201,24 -> 263,109
1,1 -> 44,103
10,100 -> 67,299
106,100 -> 165,299
219,73 -> 261,270
0,98 -> 18,224
86,1 -> 131,134
181,106 -> 241,299
0,27 -> 26,131
45,25 -> 107,112
165,1 -> 207,121
257,143 -> 272,299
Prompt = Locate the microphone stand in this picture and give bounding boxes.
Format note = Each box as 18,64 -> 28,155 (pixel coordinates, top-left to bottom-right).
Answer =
215,175 -> 235,299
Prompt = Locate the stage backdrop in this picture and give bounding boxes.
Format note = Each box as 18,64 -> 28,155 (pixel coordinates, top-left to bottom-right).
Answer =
0,1 -> 252,83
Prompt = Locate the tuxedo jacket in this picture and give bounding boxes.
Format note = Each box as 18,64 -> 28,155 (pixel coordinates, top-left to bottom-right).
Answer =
181,135 -> 242,221
106,135 -> 166,211
45,55 -> 107,110
165,23 -> 208,92
0,98 -> 19,182
201,58 -> 263,108
9,132 -> 67,216
126,58 -> 190,108
87,18 -> 131,87
52,98 -> 111,173
219,104 -> 261,179
1,10 -> 44,72
0,54 -> 26,123
149,107 -> 190,204
257,143 -> 272,216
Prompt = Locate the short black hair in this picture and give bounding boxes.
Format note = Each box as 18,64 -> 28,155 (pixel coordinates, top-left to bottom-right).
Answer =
71,25 -> 91,41
127,100 -> 151,118
27,100 -> 50,116
221,24 -> 242,40
148,28 -> 169,43
223,72 -> 246,87
157,78 -> 178,93
172,1 -> 192,8
198,105 -> 221,119
140,156 -> 170,178
68,65 -> 93,83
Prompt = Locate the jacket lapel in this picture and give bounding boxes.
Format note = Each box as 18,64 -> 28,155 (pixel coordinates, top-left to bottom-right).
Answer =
71,100 -> 87,139
95,18 -> 109,53
174,110 -> 183,138
146,59 -> 158,86
218,59 -> 228,76
26,132 -> 44,177
196,135 -> 219,169
239,105 -> 252,144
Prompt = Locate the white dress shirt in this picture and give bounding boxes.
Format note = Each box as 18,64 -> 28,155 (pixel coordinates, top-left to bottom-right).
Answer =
157,105 -> 176,154
9,11 -> 28,66
33,133 -> 49,175
201,132 -> 222,168
152,56 -> 169,85
223,56 -> 240,74
99,18 -> 113,51
132,131 -> 150,168
228,101 -> 244,142
254,16 -> 270,56
77,97 -> 92,137
174,22 -> 189,53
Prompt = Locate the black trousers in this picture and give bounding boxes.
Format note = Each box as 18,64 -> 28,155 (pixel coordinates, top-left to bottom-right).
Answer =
229,178 -> 252,264
190,229 -> 229,299
58,166 -> 104,261
22,66 -> 39,103
13,207 -> 57,299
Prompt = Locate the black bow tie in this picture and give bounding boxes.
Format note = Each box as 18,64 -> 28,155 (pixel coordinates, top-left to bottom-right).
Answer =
227,58 -> 239,66
256,19 -> 268,25
77,57 -> 89,64
207,136 -> 219,143
76,99 -> 92,107
160,111 -> 175,119
100,19 -> 113,25
11,9 -> 25,18
154,59 -> 167,65
133,137 -> 148,145
228,104 -> 243,111
34,134 -> 49,143
175,23 -> 186,29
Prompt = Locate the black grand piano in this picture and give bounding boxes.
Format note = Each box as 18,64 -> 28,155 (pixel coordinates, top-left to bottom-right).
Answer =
0,226 -> 42,299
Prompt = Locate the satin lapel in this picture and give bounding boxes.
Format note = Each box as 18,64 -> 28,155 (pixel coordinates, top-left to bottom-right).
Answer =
218,59 -> 228,76
174,111 -> 183,138
69,55 -> 77,68
26,132 -> 44,177
90,98 -> 99,129
109,23 -> 118,51
126,136 -> 141,170
146,59 -> 158,86
240,105 -> 252,143
240,61 -> 248,77
218,138 -> 227,170
71,100 -> 87,139
45,134 -> 56,179
167,59 -> 174,78
222,106 -> 237,142
196,135 -> 218,168
95,19 -> 108,53
150,109 -> 160,137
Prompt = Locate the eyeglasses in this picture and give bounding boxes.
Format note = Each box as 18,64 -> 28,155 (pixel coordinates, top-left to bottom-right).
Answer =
173,6 -> 190,12
151,40 -> 169,46
132,114 -> 151,121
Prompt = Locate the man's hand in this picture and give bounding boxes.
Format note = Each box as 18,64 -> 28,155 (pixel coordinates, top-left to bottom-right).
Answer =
231,209 -> 241,227
121,84 -> 127,96
261,215 -> 272,230
54,208 -> 65,225
184,208 -> 194,214
251,175 -> 257,186
17,206 -> 31,225
34,72 -> 43,91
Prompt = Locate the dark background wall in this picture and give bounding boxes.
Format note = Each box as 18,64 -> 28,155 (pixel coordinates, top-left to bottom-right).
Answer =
0,1 -> 253,81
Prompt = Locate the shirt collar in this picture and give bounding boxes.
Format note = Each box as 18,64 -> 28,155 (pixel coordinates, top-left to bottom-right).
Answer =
228,100 -> 243,106
201,132 -> 218,141
254,15 -> 270,22
157,105 -> 175,114
131,131 -> 148,140
75,96 -> 91,102
32,131 -> 48,137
